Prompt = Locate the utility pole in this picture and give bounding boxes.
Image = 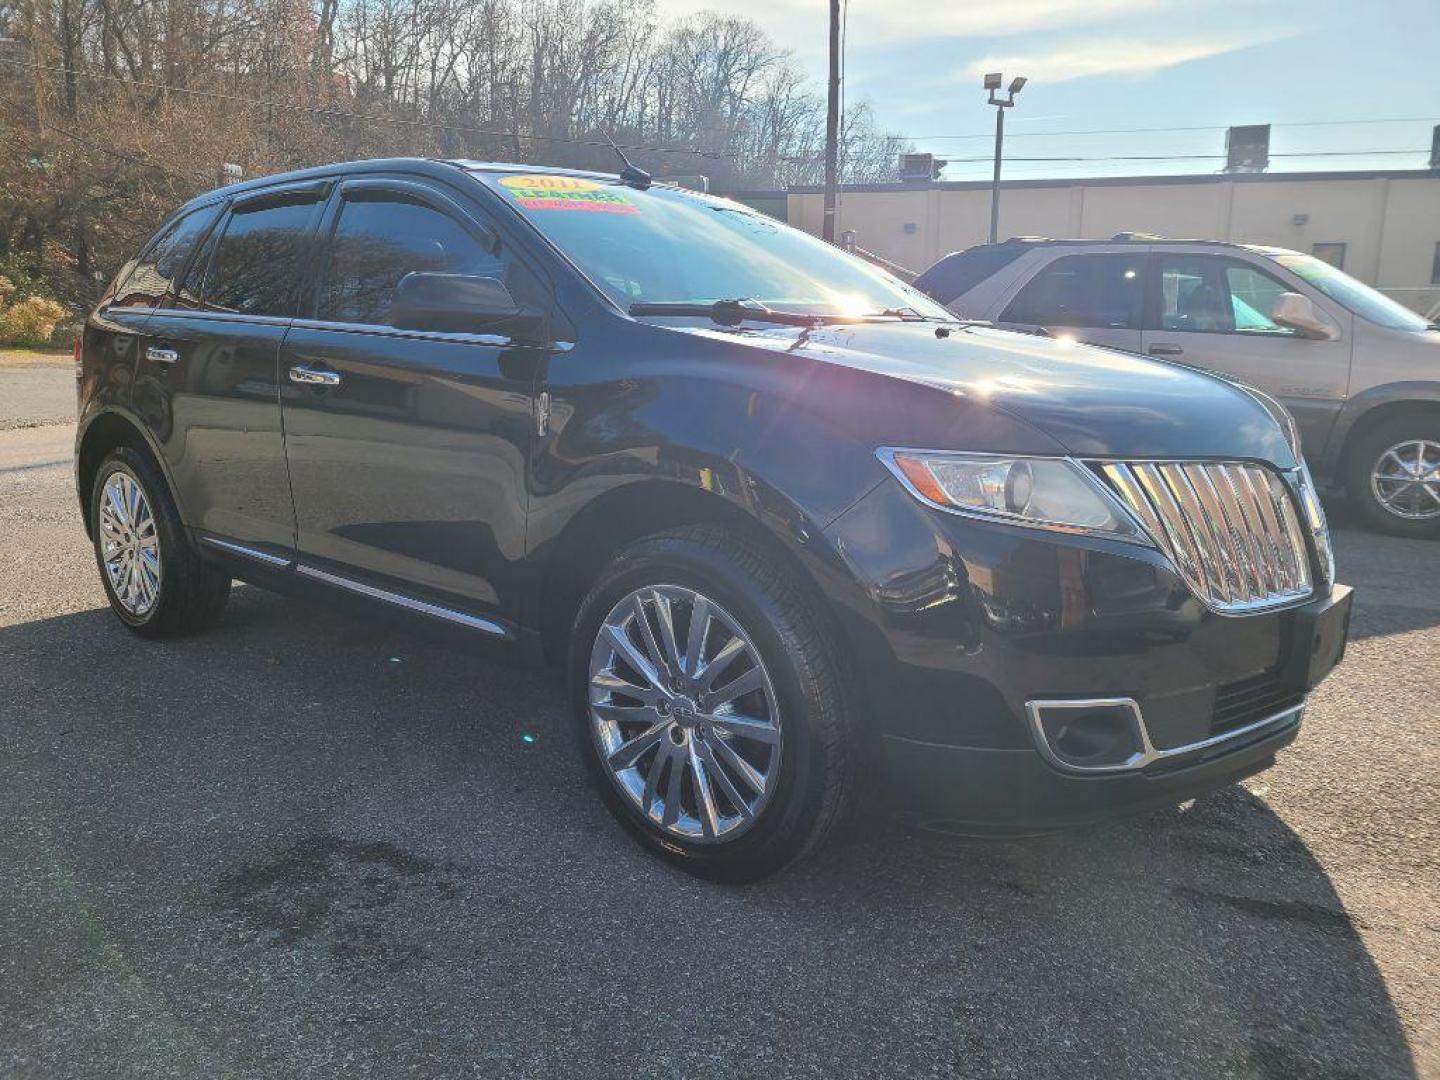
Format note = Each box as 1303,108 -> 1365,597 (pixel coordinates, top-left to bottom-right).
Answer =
985,73 -> 1026,245
822,0 -> 840,243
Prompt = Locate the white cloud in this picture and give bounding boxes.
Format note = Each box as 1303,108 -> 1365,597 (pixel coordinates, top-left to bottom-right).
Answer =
962,31 -> 1292,84
659,0 -> 1175,50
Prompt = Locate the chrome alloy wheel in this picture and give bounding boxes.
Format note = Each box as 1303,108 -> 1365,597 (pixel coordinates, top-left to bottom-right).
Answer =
588,585 -> 783,843
99,471 -> 162,616
1371,439 -> 1440,521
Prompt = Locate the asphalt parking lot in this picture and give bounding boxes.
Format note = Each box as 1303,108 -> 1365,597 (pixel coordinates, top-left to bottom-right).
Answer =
2,357 -> 1436,1079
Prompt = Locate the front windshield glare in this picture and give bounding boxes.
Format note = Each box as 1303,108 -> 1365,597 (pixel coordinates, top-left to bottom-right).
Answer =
482,172 -> 953,319
1275,254 -> 1431,331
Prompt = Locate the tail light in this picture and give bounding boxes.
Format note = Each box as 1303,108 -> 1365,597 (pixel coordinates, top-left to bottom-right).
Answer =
74,336 -> 83,380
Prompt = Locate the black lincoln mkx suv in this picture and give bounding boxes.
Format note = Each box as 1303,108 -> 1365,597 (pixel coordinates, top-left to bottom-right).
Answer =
76,158 -> 1351,881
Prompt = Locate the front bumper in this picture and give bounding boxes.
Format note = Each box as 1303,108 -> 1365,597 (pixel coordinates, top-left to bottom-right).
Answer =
883,703 -> 1301,834
818,477 -> 1352,832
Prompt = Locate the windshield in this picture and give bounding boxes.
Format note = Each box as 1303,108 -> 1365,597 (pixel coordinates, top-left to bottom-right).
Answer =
479,172 -> 953,319
1274,254 -> 1431,331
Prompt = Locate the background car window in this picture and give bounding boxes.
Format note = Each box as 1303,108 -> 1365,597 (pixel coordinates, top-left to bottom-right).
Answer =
1000,253 -> 1145,329
1224,264 -> 1292,333
1157,257 -> 1232,332
200,200 -> 316,317
317,197 -> 504,326
914,245 -> 1028,306
1157,257 -> 1300,335
111,206 -> 219,310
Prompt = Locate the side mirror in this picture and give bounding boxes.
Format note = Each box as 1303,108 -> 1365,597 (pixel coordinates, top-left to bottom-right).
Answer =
1271,292 -> 1339,340
391,272 -> 548,342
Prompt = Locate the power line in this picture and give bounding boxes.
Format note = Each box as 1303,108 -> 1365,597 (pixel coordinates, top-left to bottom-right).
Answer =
910,117 -> 1440,142
941,149 -> 1429,164
0,56 -> 730,160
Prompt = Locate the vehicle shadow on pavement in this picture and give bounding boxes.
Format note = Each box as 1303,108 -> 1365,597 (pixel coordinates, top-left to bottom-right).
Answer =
0,586 -> 1419,1080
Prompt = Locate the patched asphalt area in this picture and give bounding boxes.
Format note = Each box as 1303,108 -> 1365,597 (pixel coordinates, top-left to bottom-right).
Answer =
1,424 -> 1435,1079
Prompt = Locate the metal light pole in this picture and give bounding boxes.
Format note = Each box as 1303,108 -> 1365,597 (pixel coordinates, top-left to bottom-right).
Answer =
985,73 -> 1026,245
822,0 -> 841,243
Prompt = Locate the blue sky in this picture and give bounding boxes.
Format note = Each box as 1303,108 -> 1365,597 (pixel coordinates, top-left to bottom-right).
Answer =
671,0 -> 1440,180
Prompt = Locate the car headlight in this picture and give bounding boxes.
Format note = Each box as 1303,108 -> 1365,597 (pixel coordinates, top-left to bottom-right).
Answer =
877,448 -> 1146,542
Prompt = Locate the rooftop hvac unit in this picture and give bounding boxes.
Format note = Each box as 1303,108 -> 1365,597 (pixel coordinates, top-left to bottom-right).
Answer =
899,153 -> 945,181
1225,125 -> 1270,174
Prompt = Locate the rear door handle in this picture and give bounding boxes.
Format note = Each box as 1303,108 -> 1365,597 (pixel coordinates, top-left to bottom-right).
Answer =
1148,343 -> 1184,356
145,346 -> 179,364
289,364 -> 342,387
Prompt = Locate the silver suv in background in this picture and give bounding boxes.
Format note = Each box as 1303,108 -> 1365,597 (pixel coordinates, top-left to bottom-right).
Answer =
916,237 -> 1440,537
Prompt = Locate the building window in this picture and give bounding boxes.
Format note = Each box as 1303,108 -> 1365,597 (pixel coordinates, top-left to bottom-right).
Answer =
1312,242 -> 1346,270
1432,242 -> 1440,286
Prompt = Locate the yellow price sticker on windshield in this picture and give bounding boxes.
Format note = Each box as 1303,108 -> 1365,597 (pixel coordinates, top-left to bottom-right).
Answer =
499,174 -> 638,215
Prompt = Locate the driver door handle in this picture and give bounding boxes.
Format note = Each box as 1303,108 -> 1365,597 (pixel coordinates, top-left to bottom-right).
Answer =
289,364 -> 342,387
1148,343 -> 1184,356
145,346 -> 179,365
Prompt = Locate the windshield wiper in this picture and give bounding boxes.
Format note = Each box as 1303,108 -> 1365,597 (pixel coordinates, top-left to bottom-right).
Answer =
872,306 -> 935,321
629,298 -> 845,327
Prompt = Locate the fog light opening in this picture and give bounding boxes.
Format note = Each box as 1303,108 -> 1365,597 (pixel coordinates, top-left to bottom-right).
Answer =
1032,702 -> 1144,770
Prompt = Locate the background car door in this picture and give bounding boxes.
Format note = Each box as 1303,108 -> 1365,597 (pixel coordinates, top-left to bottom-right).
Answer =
994,250 -> 1147,353
131,184 -> 326,555
1141,253 -> 1352,461
278,177 -> 544,623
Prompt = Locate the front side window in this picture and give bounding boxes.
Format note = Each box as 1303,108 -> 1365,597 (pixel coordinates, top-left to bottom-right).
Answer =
200,199 -> 316,317
317,196 -> 504,326
1275,253 -> 1430,332
1223,263 -> 1292,334
1000,253 -> 1145,329
1154,255 -> 1296,335
111,205 -> 220,310
479,172 -> 951,319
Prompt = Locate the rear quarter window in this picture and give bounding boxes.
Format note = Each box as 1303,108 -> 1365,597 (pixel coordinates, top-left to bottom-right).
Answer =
110,205 -> 220,310
914,246 -> 1028,306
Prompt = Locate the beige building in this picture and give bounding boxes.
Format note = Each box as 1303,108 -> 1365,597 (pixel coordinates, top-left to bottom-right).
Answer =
784,169 -> 1440,315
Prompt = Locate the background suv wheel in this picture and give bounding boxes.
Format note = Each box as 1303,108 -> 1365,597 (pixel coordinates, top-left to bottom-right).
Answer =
90,446 -> 231,637
1345,416 -> 1440,539
569,525 -> 860,882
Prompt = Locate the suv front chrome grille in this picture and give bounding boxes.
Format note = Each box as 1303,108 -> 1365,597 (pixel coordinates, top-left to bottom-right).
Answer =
1098,461 -> 1313,613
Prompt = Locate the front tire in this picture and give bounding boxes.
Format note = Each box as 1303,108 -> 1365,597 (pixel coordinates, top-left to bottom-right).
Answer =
91,447 -> 231,637
1344,417 -> 1440,539
569,526 -> 860,882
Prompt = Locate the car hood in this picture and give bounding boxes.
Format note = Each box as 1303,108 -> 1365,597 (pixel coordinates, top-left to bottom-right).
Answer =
673,320 -> 1297,465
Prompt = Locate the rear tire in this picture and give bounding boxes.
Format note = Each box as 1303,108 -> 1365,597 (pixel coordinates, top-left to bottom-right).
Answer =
568,525 -> 860,882
1344,416 -> 1440,539
91,446 -> 231,637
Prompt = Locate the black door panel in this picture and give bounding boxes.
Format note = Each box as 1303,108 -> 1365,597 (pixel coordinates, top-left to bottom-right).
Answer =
279,326 -> 538,611
133,311 -> 295,550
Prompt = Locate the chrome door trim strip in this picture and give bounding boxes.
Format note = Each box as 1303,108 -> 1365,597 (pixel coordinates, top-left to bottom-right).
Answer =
294,563 -> 510,639
1025,696 -> 1303,775
199,535 -> 293,567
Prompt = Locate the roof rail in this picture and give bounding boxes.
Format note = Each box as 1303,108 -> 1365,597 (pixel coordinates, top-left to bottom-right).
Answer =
1110,231 -> 1165,241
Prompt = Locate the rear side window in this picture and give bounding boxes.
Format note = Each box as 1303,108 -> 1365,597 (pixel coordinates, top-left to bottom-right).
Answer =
1001,253 -> 1145,330
111,205 -> 220,310
317,196 -> 505,326
200,200 -> 317,317
914,245 -> 1028,306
